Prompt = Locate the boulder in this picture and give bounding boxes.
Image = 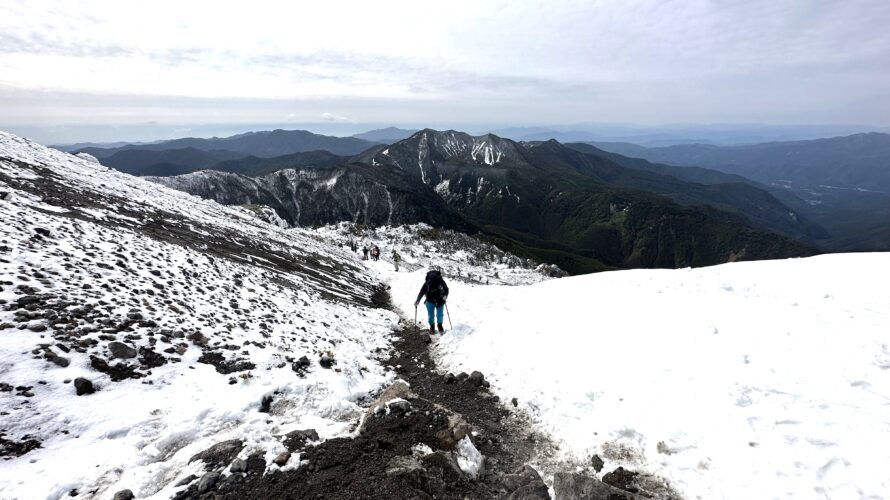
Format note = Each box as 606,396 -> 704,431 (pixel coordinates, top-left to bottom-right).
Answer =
590,454 -> 605,473
436,414 -> 472,450
108,341 -> 137,359
283,428 -> 319,452
386,455 -> 424,476
230,458 -> 247,473
509,483 -> 551,500
26,320 -> 47,332
388,399 -> 412,415
175,474 -> 197,487
259,394 -> 273,413
319,352 -> 335,369
48,353 -> 70,367
602,467 -> 638,492
468,371 -> 489,387
292,356 -> 311,375
112,490 -> 134,500
553,472 -> 644,500
503,465 -> 549,500
421,451 -> 464,489
361,381 -> 416,431
189,440 -> 244,470
386,455 -> 429,492
196,471 -> 220,494
73,377 -> 94,396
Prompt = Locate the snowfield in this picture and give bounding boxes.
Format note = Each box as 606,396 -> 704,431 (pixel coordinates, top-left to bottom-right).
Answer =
391,254 -> 890,499
0,132 -> 398,499
3,129 -> 889,500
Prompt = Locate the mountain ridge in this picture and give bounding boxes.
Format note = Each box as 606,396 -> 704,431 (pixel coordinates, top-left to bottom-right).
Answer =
76,128 -> 378,159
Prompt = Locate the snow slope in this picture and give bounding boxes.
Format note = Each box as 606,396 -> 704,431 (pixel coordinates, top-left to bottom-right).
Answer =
0,132 -> 398,499
312,222 -> 562,287
390,254 -> 890,499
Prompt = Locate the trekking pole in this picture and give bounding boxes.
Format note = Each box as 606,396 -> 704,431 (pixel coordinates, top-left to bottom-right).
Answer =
445,303 -> 453,330
414,304 -> 418,333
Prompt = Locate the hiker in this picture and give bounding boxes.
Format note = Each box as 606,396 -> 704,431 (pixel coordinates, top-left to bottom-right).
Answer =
362,245 -> 369,260
414,269 -> 449,334
371,245 -> 380,261
392,250 -> 401,271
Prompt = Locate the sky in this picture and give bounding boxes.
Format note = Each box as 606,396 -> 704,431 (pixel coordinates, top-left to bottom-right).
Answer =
2,0 -> 890,143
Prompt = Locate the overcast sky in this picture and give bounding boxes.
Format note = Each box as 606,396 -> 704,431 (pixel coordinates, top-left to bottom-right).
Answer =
2,0 -> 890,142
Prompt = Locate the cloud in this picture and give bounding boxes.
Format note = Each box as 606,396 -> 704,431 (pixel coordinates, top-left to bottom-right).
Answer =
320,112 -> 354,123
1,0 -> 889,127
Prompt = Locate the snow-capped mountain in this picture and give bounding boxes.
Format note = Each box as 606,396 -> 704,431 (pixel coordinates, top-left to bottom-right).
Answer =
357,129 -> 532,183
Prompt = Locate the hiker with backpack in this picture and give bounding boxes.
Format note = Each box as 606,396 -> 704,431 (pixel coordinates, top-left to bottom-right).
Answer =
371,245 -> 380,261
414,269 -> 449,334
392,250 -> 401,271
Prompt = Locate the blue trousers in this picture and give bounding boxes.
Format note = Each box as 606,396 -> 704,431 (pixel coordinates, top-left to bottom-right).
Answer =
425,301 -> 445,326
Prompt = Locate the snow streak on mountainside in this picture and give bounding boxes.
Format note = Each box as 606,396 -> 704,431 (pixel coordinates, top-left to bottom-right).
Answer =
0,132 -> 399,499
366,130 -> 531,178
390,254 -> 890,499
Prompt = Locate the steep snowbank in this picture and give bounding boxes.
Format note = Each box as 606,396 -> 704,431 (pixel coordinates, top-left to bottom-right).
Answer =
0,132 -> 398,499
390,254 -> 890,499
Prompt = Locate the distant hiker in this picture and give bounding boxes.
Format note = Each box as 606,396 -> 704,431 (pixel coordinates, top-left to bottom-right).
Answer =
371,245 -> 380,261
414,269 -> 449,334
362,246 -> 369,260
392,250 -> 401,271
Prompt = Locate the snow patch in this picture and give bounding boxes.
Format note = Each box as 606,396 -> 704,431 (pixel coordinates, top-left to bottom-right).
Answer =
454,436 -> 483,479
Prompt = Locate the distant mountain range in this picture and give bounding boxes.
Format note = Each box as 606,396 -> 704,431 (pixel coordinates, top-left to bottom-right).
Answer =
491,125 -> 890,147
75,129 -> 378,160
591,133 -> 890,194
351,127 -> 418,142
591,133 -> 890,251
146,129 -> 817,273
72,126 -> 890,262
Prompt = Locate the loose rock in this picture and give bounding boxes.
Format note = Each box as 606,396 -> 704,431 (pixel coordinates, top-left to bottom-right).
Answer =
189,440 -> 244,470
73,377 -> 94,396
108,341 -> 137,359
112,489 -> 134,500
196,471 -> 221,493
230,458 -> 247,473
553,472 -> 644,500
273,451 -> 291,466
282,429 -> 319,452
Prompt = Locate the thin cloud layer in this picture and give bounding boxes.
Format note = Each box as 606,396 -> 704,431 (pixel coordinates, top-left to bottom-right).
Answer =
1,0 -> 889,133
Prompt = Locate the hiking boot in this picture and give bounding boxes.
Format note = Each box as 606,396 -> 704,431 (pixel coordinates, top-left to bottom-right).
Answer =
437,323 -> 445,333
429,325 -> 435,334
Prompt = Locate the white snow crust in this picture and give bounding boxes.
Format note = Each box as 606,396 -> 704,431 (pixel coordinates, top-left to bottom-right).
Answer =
390,255 -> 890,499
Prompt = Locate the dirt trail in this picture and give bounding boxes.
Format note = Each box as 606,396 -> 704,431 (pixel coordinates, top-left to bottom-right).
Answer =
206,317 -> 553,499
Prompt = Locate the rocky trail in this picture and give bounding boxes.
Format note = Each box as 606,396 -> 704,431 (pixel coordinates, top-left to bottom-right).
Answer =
172,300 -> 654,500
180,314 -> 553,499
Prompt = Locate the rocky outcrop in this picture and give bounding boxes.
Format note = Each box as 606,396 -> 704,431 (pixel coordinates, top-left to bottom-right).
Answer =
148,164 -> 473,231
